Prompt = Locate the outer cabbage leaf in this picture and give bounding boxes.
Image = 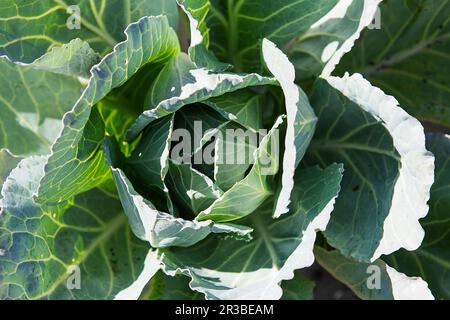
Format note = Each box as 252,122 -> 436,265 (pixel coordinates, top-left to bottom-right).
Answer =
0,149 -> 21,191
207,0 -> 337,72
0,39 -> 98,157
336,0 -> 450,128
384,133 -> 450,299
307,73 -> 434,262
129,251 -> 316,301
30,38 -> 100,78
0,156 -> 149,299
280,272 -> 314,300
113,250 -> 161,300
0,0 -> 178,62
315,247 -> 434,300
36,16 -> 180,204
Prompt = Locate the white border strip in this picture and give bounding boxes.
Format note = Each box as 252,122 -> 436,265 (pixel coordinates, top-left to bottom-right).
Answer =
114,250 -> 161,300
321,0 -> 382,77
325,73 -> 434,261
386,265 -> 434,300
262,39 -> 299,217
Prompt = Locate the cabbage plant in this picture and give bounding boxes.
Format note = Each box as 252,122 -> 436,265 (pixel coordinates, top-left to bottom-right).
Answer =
0,0 -> 448,300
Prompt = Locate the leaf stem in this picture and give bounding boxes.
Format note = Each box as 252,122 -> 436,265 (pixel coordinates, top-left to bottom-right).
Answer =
227,0 -> 240,69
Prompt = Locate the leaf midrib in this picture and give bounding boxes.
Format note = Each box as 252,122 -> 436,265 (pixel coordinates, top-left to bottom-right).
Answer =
416,249 -> 450,269
0,94 -> 51,148
361,33 -> 450,77
30,213 -> 127,299
250,215 -> 280,268
311,140 -> 401,161
52,0 -> 116,47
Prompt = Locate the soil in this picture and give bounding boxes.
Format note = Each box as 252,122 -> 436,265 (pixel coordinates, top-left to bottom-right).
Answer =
304,263 -> 358,300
